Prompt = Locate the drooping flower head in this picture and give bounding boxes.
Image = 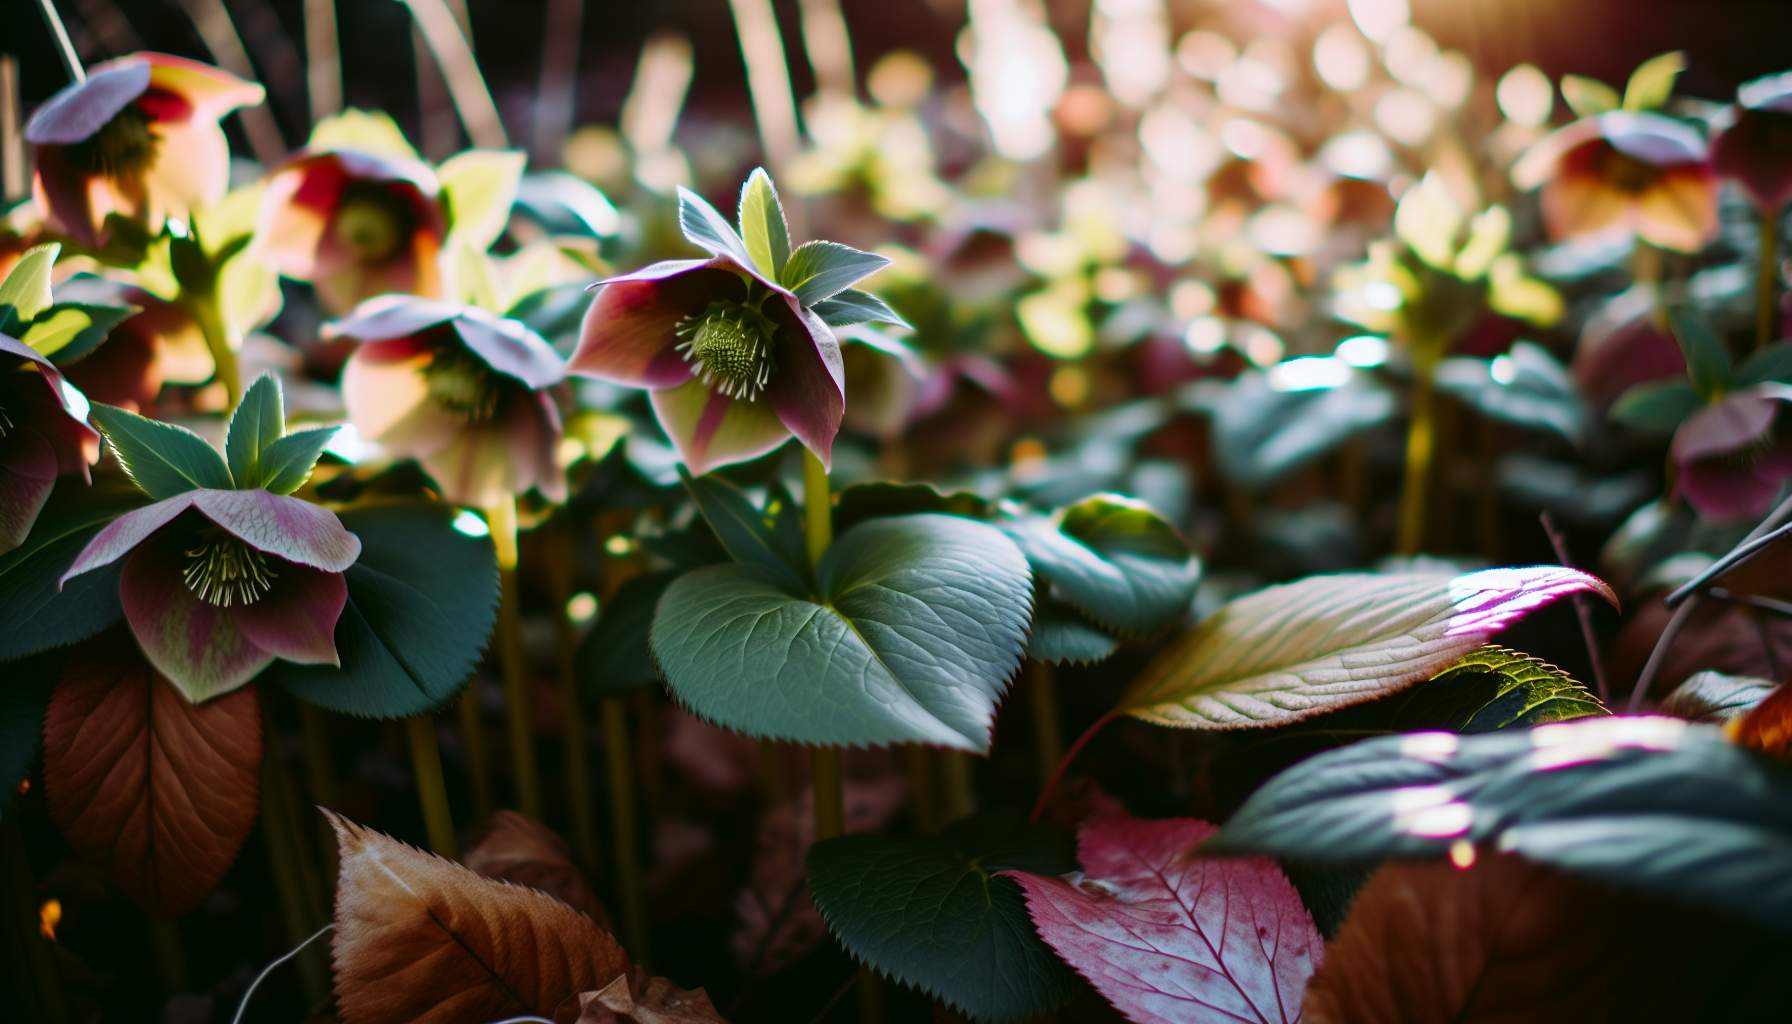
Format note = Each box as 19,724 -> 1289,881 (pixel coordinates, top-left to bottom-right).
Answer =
1672,384 -> 1792,522
1514,111 -> 1717,253
1712,72 -> 1792,213
333,296 -> 566,509
60,377 -> 357,702
571,169 -> 906,473
257,149 -> 447,315
25,54 -> 264,248
0,334 -> 99,552
55,277 -> 214,412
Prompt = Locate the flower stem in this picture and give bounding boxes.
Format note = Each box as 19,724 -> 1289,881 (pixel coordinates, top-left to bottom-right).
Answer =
601,696 -> 649,960
189,290 -> 243,414
260,718 -> 329,1002
801,449 -> 845,841
545,526 -> 599,871
487,495 -> 542,818
35,0 -> 85,83
1758,209 -> 1781,352
1395,353 -> 1437,557
403,715 -> 458,857
1029,662 -> 1063,788
147,918 -> 188,996
397,0 -> 508,148
3,818 -> 69,1023
456,688 -> 494,819
939,752 -> 974,821
1030,712 -> 1118,824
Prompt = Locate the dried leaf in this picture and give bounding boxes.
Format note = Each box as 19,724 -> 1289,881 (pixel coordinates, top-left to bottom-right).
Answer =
1304,854 -> 1791,1023
42,646 -> 260,917
463,810 -> 612,931
1728,681 -> 1792,760
327,810 -> 628,1024
575,967 -> 727,1023
1003,800 -> 1321,1024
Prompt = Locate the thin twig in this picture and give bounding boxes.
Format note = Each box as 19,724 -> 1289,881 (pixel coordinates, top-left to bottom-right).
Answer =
1539,512 -> 1611,702
1711,587 -> 1792,619
36,0 -> 85,82
1,57 -> 23,202
304,0 -> 341,119
804,972 -> 861,1024
531,0 -> 584,163
1665,495 -> 1792,607
726,0 -> 801,173
398,0 -> 508,149
175,0 -> 288,165
1627,598 -> 1698,711
231,924 -> 332,1024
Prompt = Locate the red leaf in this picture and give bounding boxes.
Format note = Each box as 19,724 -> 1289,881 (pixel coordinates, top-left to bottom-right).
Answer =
1004,800 -> 1321,1024
42,646 -> 261,918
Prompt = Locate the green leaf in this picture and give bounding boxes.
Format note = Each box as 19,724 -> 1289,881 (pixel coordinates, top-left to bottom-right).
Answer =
1434,343 -> 1585,444
1671,308 -> 1732,400
677,186 -> 754,267
1027,601 -> 1120,665
813,288 -> 912,329
736,167 -> 791,278
780,241 -> 891,307
225,374 -> 286,488
0,243 -> 58,335
1393,646 -> 1606,731
807,819 -> 1082,1022
439,149 -> 526,251
1119,567 -> 1614,729
1610,378 -> 1704,433
0,663 -> 55,821
679,469 -> 806,592
1735,341 -> 1792,388
307,108 -> 420,161
21,302 -> 135,364
1001,494 -> 1199,636
1659,671 -> 1774,723
577,571 -> 676,698
0,483 -> 145,660
650,514 -> 1032,750
1561,74 -> 1620,119
1622,50 -> 1685,111
89,404 -> 234,498
1205,717 -> 1792,930
1203,368 -> 1397,489
258,426 -> 340,495
271,502 -> 499,718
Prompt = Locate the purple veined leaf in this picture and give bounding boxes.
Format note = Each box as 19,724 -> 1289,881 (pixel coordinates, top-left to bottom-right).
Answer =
1119,567 -> 1615,729
1003,800 -> 1322,1024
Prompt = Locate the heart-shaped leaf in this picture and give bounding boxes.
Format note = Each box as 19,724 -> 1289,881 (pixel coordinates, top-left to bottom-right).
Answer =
225,373 -> 286,487
0,481 -> 144,659
651,514 -> 1032,750
1206,716 -> 1792,929
807,819 -> 1082,1022
1119,567 -> 1613,729
90,404 -> 234,498
1004,802 -> 1321,1024
1304,854 -> 1789,1023
737,167 -> 790,278
271,502 -> 498,718
326,810 -> 629,1024
1002,493 -> 1199,636
780,240 -> 890,307
42,646 -> 261,917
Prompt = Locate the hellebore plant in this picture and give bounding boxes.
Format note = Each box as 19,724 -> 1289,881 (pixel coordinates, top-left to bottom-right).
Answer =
0,335 -> 98,554
25,52 -> 264,251
59,374 -> 355,702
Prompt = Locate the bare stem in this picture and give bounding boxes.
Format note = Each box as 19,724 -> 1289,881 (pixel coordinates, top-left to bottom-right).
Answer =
546,526 -> 599,870
1030,712 -> 1117,824
726,0 -> 801,173
175,0 -> 287,165
303,0 -> 341,120
189,288 -> 243,414
1539,512 -> 1610,702
488,495 -> 541,818
1029,661 -> 1064,788
399,0 -> 508,149
532,0 -> 584,162
601,697 -> 649,960
800,449 -> 846,843
1395,355 -> 1436,556
1759,209 -> 1781,352
456,687 -> 494,819
36,0 -> 85,83
404,714 -> 458,857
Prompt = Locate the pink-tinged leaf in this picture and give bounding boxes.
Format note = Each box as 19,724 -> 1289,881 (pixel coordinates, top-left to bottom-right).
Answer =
568,259 -> 728,388
1003,802 -> 1321,1024
648,377 -> 791,475
1120,568 -> 1616,729
120,536 -> 276,702
0,430 -> 58,554
189,488 -> 361,571
61,491 -> 199,584
764,298 -> 845,470
229,564 -> 348,666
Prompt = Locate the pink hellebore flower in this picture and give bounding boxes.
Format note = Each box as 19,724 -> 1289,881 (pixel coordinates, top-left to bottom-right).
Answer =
25,53 -> 264,248
333,296 -> 566,509
0,335 -> 99,552
59,488 -> 361,701
1515,111 -> 1718,254
56,278 -> 214,412
1672,384 -> 1792,521
1712,72 -> 1792,213
257,150 -> 447,316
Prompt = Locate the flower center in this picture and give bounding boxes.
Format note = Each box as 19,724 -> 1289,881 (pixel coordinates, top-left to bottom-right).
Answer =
1600,149 -> 1661,194
425,346 -> 504,421
674,302 -> 777,400
182,535 -> 277,607
332,186 -> 410,263
63,106 -> 158,178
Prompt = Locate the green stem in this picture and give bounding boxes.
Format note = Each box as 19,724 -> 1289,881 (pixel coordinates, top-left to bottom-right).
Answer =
546,526 -> 599,871
190,290 -> 242,413
260,727 -> 329,1002
488,496 -> 541,818
456,688 -> 494,820
601,696 -> 649,960
801,449 -> 845,841
3,818 -> 69,1023
939,751 -> 973,822
1396,353 -> 1437,557
296,703 -> 340,884
404,715 -> 458,858
1759,209 -> 1781,352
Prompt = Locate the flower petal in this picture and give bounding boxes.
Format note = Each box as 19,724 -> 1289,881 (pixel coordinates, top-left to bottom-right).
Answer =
1672,392 -> 1782,463
341,348 -> 461,461
142,119 -> 232,225
420,424 -> 515,509
0,430 -> 58,554
765,297 -> 845,468
121,537 -> 273,702
503,391 -> 566,503
190,488 -> 362,571
61,492 -> 199,585
1680,461 -> 1782,522
230,565 -> 347,666
450,307 -> 564,390
23,62 -> 151,145
330,294 -> 461,344
133,52 -> 265,120
648,377 -> 791,475
568,259 -> 730,387
1633,164 -> 1719,253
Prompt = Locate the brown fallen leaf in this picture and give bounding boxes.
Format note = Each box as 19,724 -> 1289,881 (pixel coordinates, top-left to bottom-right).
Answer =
463,810 -> 613,931
327,810 -> 628,1024
1726,680 -> 1792,760
573,967 -> 727,1023
1304,853 -> 1792,1023
42,647 -> 261,918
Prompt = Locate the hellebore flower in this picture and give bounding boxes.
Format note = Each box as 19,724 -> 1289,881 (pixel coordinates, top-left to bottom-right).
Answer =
56,278 -> 214,411
1712,72 -> 1792,213
333,296 -> 566,509
1672,384 -> 1792,521
60,487 -> 360,702
257,149 -> 447,316
572,170 -> 904,473
1514,111 -> 1717,253
0,335 -> 99,553
25,53 -> 264,249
